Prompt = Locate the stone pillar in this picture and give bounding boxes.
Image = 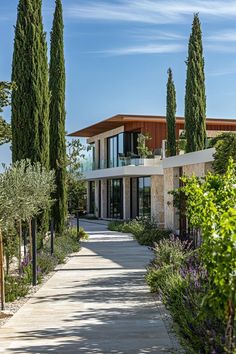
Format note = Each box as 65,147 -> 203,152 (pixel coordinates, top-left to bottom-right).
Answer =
100,137 -> 107,169
101,179 -> 107,218
123,177 -> 130,220
164,167 -> 180,231
151,175 -> 164,227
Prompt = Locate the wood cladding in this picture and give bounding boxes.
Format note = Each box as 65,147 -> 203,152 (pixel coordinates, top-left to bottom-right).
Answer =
124,121 -> 236,149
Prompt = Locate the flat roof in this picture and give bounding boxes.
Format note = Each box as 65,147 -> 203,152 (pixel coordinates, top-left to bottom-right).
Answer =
68,114 -> 236,138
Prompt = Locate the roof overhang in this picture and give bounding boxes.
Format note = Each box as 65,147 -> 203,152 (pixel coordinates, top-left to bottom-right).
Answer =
68,114 -> 236,138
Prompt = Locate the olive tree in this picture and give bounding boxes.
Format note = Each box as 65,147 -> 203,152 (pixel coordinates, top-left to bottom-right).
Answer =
0,160 -> 55,270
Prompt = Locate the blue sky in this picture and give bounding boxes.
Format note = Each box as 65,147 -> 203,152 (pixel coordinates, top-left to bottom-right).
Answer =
1,0 -> 236,165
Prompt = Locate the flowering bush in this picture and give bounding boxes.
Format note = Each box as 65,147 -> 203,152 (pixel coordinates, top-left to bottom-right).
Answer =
146,238 -> 226,353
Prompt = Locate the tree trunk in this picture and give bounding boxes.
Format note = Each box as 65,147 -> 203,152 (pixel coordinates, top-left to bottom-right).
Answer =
225,298 -> 235,352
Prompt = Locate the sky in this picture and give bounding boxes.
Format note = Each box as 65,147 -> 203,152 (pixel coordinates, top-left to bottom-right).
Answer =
1,0 -> 236,165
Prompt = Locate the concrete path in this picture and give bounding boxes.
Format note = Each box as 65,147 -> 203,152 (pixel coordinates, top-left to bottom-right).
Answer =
0,221 -> 175,354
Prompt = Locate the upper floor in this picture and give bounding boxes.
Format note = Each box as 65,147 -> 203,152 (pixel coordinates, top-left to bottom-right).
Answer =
69,114 -> 236,179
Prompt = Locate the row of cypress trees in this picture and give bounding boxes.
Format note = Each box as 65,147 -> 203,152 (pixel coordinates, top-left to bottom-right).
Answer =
11,0 -> 66,234
166,14 -> 206,156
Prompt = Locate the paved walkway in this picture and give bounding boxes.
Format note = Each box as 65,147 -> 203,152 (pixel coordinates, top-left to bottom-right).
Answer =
0,221 -> 175,354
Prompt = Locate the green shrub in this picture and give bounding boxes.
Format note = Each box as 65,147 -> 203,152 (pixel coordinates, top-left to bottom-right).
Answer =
108,218 -> 170,246
66,226 -> 88,241
37,252 -> 58,274
151,236 -> 191,268
146,239 -> 226,353
52,235 -> 80,264
5,275 -> 29,302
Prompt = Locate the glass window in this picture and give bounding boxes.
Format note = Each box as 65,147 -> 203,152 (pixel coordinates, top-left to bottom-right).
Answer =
138,177 -> 151,217
107,179 -> 123,219
89,181 -> 95,214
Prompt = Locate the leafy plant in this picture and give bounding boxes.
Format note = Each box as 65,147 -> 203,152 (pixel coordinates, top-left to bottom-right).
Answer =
108,218 -> 170,246
0,81 -> 16,146
178,158 -> 236,352
146,239 -> 225,353
137,133 -> 153,158
210,132 -> 236,174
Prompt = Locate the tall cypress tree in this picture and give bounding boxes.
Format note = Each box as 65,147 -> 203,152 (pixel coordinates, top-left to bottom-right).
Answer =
11,0 -> 50,167
166,68 -> 176,156
185,14 -> 206,153
49,0 -> 67,234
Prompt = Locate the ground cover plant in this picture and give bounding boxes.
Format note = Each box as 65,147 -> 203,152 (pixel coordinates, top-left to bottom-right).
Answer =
108,217 -> 170,246
146,238 -> 225,353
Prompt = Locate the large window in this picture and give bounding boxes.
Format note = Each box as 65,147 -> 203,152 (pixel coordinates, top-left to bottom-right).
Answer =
89,181 -> 95,214
138,177 -> 151,217
107,179 -> 123,219
107,132 -> 139,168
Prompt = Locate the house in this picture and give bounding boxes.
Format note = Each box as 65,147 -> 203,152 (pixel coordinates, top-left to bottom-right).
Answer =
69,114 -> 236,231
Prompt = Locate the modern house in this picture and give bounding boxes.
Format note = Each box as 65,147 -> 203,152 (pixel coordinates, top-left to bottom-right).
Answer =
69,114 -> 236,231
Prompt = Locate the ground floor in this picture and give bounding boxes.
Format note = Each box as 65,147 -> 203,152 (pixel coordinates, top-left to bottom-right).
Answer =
87,175 -> 164,226
85,150 -> 215,232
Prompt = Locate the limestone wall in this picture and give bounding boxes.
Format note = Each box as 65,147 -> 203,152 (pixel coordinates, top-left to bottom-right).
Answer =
151,175 -> 164,226
164,161 -> 213,231
164,168 -> 180,231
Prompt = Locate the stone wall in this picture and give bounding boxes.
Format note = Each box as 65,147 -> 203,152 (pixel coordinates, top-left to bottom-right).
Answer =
164,161 -> 213,231
164,167 -> 180,231
151,175 -> 164,226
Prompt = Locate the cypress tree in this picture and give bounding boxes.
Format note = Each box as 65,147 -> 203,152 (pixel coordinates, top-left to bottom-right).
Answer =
11,0 -> 50,167
12,0 -> 50,234
185,14 -> 206,153
49,0 -> 67,234
166,68 -> 176,156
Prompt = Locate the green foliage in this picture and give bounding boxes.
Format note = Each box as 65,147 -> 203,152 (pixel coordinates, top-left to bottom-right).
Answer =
146,239 -> 225,353
0,81 -> 16,146
2,223 -> 18,274
179,159 -> 236,352
67,139 -> 86,215
185,14 -> 206,152
49,0 -> 67,235
166,68 -> 176,156
108,218 -> 170,246
5,275 -> 29,302
0,160 -> 55,227
12,0 -> 50,167
37,252 -> 58,274
137,133 -> 152,158
209,132 -> 236,174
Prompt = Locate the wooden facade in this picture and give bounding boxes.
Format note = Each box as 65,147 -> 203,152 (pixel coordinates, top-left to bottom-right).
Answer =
69,114 -> 236,150
124,119 -> 236,150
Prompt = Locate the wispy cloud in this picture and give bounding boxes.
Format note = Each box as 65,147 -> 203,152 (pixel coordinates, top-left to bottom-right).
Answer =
131,30 -> 186,41
208,67 -> 236,77
205,43 -> 236,53
207,30 -> 236,42
90,43 -> 185,56
66,1 -> 236,24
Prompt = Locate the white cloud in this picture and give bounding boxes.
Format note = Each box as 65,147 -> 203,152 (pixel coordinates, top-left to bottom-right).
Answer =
131,30 -> 186,41
90,43 -> 185,56
205,43 -> 236,53
208,67 -> 236,77
66,1 -> 236,24
207,30 -> 236,42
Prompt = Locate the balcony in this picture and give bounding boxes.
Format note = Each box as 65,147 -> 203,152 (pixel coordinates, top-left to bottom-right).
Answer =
80,155 -> 162,172
80,155 -> 163,180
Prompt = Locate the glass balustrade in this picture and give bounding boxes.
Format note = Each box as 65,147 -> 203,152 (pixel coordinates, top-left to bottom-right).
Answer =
80,155 -> 161,172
